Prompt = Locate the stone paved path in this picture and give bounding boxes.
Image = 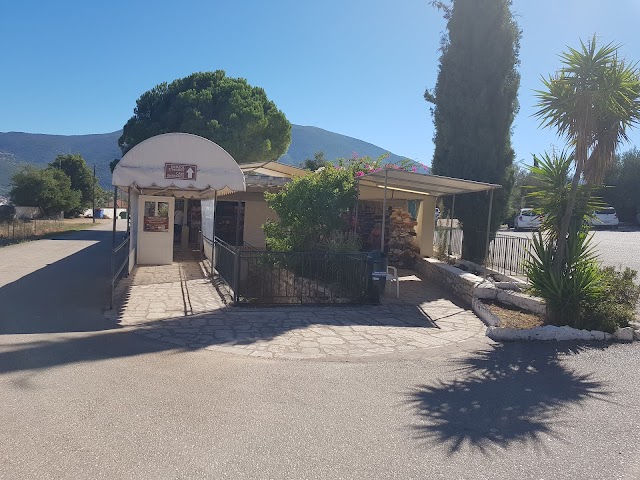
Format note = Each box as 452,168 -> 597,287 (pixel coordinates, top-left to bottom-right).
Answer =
114,254 -> 488,360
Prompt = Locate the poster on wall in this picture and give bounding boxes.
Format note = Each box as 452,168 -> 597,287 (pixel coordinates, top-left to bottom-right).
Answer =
143,201 -> 170,232
144,216 -> 169,232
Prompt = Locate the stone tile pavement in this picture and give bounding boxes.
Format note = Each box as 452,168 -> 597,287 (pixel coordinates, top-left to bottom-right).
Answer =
111,253 -> 489,360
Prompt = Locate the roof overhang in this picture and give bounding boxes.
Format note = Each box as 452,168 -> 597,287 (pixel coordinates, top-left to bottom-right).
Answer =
112,133 -> 246,199
358,168 -> 501,200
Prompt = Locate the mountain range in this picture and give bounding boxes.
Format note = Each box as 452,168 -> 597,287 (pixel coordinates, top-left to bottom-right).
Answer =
0,125 -> 410,195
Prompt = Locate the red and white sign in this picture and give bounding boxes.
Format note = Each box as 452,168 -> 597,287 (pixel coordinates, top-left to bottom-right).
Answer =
164,163 -> 197,180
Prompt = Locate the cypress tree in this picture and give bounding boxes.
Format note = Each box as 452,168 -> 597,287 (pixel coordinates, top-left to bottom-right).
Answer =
425,0 -> 521,262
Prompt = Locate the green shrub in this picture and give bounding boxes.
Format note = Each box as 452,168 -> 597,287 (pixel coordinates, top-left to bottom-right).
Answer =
580,267 -> 640,332
313,231 -> 361,253
524,230 -> 604,327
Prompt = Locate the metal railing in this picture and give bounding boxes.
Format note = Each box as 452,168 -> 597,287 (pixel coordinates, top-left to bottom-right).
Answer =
110,234 -> 130,309
236,250 -> 369,305
213,237 -> 238,291
434,228 -> 533,278
486,233 -> 532,277
434,227 -> 463,256
0,219 -> 64,242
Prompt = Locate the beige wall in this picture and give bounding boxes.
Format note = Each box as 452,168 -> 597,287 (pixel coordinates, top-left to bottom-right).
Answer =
220,192 -> 278,249
243,198 -> 278,248
414,197 -> 436,257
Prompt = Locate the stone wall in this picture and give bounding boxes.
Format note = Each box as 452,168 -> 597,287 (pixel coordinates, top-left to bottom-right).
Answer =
415,257 -> 485,307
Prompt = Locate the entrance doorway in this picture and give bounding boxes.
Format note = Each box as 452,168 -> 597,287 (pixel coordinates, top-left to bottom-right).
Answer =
215,201 -> 245,246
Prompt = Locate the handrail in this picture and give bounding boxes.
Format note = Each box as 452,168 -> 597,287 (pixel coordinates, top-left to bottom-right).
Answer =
110,235 -> 130,310
113,234 -> 129,254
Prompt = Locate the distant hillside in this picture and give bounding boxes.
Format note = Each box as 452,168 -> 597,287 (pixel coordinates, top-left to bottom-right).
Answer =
279,125 -> 406,166
0,131 -> 121,195
0,126 -> 411,195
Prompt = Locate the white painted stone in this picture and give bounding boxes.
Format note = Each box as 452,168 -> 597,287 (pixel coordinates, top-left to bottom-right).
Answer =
494,289 -> 547,316
613,327 -> 634,342
471,297 -> 500,327
486,325 -> 610,342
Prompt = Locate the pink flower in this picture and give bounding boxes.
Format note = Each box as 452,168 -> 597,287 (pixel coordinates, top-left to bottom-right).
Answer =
356,171 -> 364,177
412,166 -> 418,173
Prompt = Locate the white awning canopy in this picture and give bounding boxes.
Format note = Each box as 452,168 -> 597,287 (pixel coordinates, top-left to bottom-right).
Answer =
358,168 -> 501,200
112,133 -> 246,199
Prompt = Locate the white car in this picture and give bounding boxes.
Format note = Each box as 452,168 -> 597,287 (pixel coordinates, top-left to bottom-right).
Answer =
590,206 -> 619,229
514,208 -> 542,231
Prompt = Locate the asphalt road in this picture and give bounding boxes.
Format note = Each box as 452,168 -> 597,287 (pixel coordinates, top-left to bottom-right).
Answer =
1,224 -> 640,479
503,227 -> 640,274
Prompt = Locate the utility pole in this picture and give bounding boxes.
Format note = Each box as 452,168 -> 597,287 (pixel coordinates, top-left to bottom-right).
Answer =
92,165 -> 96,224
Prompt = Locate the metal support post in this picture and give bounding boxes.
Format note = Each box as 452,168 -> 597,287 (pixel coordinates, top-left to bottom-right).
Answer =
448,194 -> 456,255
484,189 -> 494,263
112,186 -> 118,248
353,179 -> 359,236
380,170 -> 388,251
212,190 -> 217,276
92,165 -> 96,224
232,200 -> 242,302
126,187 -> 131,236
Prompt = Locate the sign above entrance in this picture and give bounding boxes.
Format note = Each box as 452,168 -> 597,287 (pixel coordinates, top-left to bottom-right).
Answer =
164,163 -> 197,180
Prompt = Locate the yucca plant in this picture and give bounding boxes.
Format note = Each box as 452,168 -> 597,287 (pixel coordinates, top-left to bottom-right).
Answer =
525,229 -> 603,326
534,36 -> 640,273
526,151 -> 603,240
523,151 -> 604,326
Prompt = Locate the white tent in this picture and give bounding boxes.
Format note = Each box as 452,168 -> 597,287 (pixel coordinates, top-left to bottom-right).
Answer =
112,133 -> 246,198
111,133 -> 247,270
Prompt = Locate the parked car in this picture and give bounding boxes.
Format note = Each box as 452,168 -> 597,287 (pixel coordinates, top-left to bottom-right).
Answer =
590,206 -> 619,229
514,208 -> 542,231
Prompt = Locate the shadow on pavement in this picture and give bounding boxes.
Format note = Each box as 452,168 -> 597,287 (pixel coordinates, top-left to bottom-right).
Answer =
407,342 -> 611,454
0,329 -> 183,375
0,228 -> 125,334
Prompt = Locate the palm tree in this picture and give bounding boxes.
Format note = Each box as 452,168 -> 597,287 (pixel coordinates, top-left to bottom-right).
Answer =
534,36 -> 640,271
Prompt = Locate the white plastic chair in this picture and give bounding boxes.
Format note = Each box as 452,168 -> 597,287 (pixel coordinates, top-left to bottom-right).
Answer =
386,266 -> 399,298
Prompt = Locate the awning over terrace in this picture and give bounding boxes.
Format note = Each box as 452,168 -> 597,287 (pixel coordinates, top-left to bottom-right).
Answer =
357,167 -> 502,256
112,133 -> 246,199
357,168 -> 501,200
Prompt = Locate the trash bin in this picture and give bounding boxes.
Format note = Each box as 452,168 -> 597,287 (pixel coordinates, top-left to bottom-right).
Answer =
366,250 -> 387,303
119,211 -> 128,219
94,208 -> 104,219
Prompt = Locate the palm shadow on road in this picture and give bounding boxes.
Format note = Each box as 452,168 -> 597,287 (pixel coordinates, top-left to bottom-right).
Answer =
407,342 -> 610,455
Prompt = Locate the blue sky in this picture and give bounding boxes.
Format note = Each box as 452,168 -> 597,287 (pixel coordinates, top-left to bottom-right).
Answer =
1,0 -> 640,167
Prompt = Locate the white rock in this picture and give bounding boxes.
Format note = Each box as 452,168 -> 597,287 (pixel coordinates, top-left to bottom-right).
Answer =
613,327 -> 634,342
486,324 -> 609,342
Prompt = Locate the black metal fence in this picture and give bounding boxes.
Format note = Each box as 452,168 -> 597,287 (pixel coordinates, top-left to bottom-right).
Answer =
485,233 -> 532,277
213,237 -> 238,290
434,228 -> 533,277
237,250 -> 369,305
210,236 -> 371,305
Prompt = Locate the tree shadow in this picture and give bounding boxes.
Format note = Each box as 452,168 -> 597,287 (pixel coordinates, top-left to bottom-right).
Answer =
406,342 -> 611,455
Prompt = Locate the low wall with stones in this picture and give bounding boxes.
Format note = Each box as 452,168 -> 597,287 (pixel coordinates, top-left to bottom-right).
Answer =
415,257 -> 484,307
275,269 -> 352,304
